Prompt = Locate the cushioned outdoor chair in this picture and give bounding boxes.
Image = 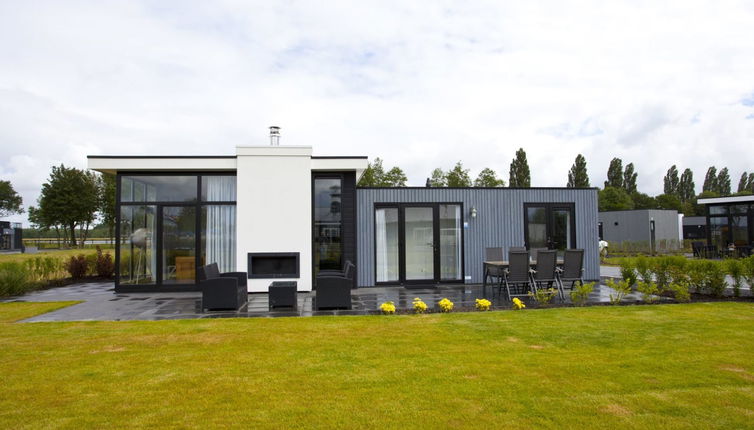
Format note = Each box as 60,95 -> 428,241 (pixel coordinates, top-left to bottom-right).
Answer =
556,249 -> 584,292
198,263 -> 248,311
315,261 -> 354,310
530,250 -> 564,301
502,250 -> 532,300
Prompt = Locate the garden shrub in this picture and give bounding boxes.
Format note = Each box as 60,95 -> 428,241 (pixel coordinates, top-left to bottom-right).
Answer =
636,280 -> 660,303
379,301 -> 396,315
412,297 -> 428,314
634,256 -> 652,283
438,298 -> 454,313
528,288 -> 557,307
705,261 -> 727,297
743,256 -> 754,294
475,298 -> 491,311
725,259 -> 744,298
685,259 -> 706,293
0,262 -> 31,297
619,259 -> 638,288
570,282 -> 594,306
605,279 -> 632,305
95,247 -> 115,278
64,254 -> 89,279
84,253 -> 98,276
669,282 -> 691,303
23,257 -> 62,283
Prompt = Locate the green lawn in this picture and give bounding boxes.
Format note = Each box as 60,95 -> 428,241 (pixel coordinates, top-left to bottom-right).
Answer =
0,247 -> 114,265
1,303 -> 753,429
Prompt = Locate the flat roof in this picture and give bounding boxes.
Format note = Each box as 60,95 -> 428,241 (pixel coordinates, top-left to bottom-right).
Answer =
697,195 -> 754,205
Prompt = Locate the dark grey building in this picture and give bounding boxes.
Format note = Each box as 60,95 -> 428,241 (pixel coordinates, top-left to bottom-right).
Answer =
598,209 -> 681,252
357,187 -> 600,287
682,216 -> 707,241
0,221 -> 23,251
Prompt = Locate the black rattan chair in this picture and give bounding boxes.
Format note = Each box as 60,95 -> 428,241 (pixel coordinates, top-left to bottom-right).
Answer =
198,263 -> 248,311
484,247 -> 505,289
315,262 -> 354,310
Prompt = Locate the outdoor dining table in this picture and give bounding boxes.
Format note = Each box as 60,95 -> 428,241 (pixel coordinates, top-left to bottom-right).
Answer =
482,259 -> 564,289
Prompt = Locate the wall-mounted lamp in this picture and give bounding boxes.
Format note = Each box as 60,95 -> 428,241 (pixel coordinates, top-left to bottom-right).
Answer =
470,207 -> 477,218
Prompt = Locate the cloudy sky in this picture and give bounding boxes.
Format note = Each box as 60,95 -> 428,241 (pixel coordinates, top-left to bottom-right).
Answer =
1,1 -> 753,224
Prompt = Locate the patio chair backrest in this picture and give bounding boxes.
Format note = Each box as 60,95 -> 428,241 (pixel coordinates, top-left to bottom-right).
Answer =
509,246 -> 526,253
485,247 -> 504,261
343,261 -> 355,280
198,263 -> 220,281
507,251 -> 530,283
561,249 -> 584,279
529,247 -> 548,260
533,250 -> 557,281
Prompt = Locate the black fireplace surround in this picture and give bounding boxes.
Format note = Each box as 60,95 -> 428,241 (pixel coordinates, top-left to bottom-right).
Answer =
247,252 -> 300,279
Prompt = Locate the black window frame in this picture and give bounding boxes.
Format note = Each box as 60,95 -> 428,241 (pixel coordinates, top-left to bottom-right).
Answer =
523,203 -> 577,250
706,203 -> 753,248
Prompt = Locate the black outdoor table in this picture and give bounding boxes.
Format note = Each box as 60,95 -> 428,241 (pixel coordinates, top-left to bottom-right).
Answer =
269,281 -> 297,309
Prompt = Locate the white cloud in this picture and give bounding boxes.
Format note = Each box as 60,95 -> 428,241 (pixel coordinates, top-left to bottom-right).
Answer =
1,1 -> 754,224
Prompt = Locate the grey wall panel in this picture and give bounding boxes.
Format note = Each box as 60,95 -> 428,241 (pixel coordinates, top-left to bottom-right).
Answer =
356,188 -> 600,286
598,209 -> 680,245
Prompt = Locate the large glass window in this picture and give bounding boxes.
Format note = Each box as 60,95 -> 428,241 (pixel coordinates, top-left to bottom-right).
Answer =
439,204 -> 462,281
526,207 -> 548,249
117,174 -> 236,288
709,217 -> 728,250
162,206 -> 196,284
121,176 -> 197,202
201,205 -> 237,273
732,216 -> 748,247
375,208 -> 399,282
313,178 -> 342,274
404,207 -> 434,280
119,205 -> 156,285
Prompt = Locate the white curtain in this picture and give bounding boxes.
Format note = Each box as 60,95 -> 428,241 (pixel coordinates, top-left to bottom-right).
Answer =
204,177 -> 236,272
375,209 -> 388,282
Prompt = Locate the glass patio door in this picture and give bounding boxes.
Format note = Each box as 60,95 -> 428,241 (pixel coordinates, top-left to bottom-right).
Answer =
404,207 -> 435,281
161,206 -> 197,284
374,204 -> 463,285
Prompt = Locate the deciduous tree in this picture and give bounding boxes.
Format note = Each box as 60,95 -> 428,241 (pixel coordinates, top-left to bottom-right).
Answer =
717,167 -> 731,195
604,158 -> 623,189
679,168 -> 695,203
622,163 -> 637,194
446,162 -> 472,187
428,168 -> 447,187
599,187 -> 634,212
0,180 -> 23,217
474,168 -> 505,187
703,166 -> 718,193
508,148 -> 531,188
567,154 -> 590,188
357,158 -> 407,187
663,165 -> 680,197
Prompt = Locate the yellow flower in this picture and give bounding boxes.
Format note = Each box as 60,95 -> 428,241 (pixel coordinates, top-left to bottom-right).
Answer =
438,298 -> 454,313
475,298 -> 491,311
512,298 -> 526,310
380,301 -> 396,315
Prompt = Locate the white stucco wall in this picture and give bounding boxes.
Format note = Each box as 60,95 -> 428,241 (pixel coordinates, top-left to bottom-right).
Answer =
236,146 -> 314,292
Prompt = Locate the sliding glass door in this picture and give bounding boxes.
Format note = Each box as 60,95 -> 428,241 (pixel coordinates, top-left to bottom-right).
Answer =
374,204 -> 463,285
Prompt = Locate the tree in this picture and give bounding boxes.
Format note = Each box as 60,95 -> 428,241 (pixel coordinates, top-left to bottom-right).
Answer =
474,168 -> 505,187
738,172 -> 749,193
98,173 -> 117,241
567,154 -> 590,188
655,193 -> 683,212
0,180 -> 23,217
717,167 -> 731,195
357,158 -> 407,187
702,166 -> 718,193
631,192 -> 657,210
749,173 -> 754,193
663,165 -> 680,197
508,148 -> 531,187
604,158 -> 623,189
622,163 -> 637,194
445,161 -> 472,187
33,165 -> 99,246
679,168 -> 695,203
428,168 -> 447,187
599,187 -> 634,212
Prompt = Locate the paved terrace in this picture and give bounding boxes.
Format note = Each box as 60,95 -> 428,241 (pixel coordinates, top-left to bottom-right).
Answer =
7,279 -> 656,323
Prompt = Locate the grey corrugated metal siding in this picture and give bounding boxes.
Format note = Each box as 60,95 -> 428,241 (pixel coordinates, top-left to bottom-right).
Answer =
356,188 -> 600,286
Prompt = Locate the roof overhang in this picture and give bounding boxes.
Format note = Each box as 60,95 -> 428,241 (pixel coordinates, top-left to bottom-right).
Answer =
697,195 -> 754,205
87,156 -> 237,174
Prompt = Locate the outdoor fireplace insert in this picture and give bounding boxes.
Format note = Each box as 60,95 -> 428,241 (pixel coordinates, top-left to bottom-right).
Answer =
247,252 -> 300,279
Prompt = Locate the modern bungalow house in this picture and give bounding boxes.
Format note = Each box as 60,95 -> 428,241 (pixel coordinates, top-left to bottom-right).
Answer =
88,132 -> 600,293
697,195 -> 754,254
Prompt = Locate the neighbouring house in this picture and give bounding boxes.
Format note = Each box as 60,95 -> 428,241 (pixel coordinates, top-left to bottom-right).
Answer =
682,216 -> 707,241
598,209 -> 682,253
697,195 -> 754,251
0,221 -> 22,251
87,129 -> 599,293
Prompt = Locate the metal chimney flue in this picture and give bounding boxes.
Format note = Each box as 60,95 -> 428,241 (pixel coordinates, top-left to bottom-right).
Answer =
269,126 -> 280,146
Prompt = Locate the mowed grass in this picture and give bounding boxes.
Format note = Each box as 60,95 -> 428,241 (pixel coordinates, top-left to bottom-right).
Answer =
1,303 -> 753,429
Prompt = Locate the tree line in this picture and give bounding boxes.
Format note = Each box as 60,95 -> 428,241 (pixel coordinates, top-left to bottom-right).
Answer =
356,152 -> 751,216
0,165 -> 116,247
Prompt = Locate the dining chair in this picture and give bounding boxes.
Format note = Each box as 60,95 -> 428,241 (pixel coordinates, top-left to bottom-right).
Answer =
484,247 -> 504,289
556,249 -> 585,292
530,250 -> 563,301
502,250 -> 532,299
